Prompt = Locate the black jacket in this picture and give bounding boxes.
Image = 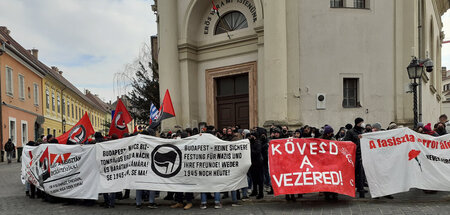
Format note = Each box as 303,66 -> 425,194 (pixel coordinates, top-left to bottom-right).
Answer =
344,126 -> 363,157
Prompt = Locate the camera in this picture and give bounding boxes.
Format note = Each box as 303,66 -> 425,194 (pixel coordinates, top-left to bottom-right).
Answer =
422,58 -> 434,73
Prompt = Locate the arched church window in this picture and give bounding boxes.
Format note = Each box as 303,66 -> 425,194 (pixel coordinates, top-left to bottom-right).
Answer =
214,11 -> 248,35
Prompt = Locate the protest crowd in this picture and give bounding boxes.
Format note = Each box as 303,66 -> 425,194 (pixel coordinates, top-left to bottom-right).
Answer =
18,111 -> 450,210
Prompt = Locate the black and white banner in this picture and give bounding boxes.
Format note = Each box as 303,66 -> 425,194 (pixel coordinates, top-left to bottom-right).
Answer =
97,133 -> 251,193
21,144 -> 99,199
22,133 -> 251,199
361,128 -> 450,198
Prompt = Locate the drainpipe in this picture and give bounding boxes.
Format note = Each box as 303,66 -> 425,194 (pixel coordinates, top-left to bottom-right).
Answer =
0,41 -> 5,155
61,87 -> 66,133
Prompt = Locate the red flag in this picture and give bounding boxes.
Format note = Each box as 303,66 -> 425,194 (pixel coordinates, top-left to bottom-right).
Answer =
56,112 -> 95,144
109,99 -> 132,138
211,0 -> 220,17
149,89 -> 175,129
211,0 -> 218,10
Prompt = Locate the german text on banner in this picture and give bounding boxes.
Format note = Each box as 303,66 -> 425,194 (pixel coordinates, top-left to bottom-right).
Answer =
97,133 -> 251,193
21,144 -> 99,200
361,128 -> 450,198
269,138 -> 356,197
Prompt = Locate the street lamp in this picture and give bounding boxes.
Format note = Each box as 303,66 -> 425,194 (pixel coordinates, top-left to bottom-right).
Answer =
406,57 -> 434,128
62,118 -> 66,133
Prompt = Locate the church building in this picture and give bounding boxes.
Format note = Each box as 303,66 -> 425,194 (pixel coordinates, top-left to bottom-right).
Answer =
154,0 -> 450,130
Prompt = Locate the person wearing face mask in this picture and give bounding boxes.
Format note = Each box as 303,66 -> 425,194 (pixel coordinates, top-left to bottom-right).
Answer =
435,122 -> 447,136
335,127 -> 346,140
365,124 -> 372,133
344,117 -> 366,198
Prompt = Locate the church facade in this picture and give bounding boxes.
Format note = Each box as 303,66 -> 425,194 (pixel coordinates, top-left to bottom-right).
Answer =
155,0 -> 450,130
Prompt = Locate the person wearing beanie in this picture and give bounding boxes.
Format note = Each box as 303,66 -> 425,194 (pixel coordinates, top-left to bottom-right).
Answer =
387,122 -> 398,130
345,123 -> 353,130
344,117 -> 366,198
424,123 -> 438,136
416,122 -> 424,133
372,123 -> 382,132
319,125 -> 339,201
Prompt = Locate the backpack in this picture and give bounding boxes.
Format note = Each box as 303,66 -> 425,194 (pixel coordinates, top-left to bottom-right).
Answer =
5,142 -> 13,152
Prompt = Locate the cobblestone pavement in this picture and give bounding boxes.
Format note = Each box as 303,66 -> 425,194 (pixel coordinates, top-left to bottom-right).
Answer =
2,161 -> 450,215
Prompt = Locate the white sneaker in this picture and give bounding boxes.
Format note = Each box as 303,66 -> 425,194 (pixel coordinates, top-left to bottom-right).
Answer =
214,203 -> 222,209
200,204 -> 207,209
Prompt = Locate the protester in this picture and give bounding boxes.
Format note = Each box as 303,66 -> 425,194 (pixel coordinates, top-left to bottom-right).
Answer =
200,192 -> 221,209
320,125 -> 339,201
416,122 -> 425,133
439,114 -> 450,134
424,123 -> 438,136
435,122 -> 447,136
249,132 -> 264,199
4,138 -> 14,164
335,127 -> 346,140
371,123 -> 382,132
344,117 -> 366,198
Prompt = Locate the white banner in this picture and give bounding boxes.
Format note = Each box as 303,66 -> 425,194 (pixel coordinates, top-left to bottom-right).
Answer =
97,133 -> 251,193
21,144 -> 99,200
361,128 -> 450,198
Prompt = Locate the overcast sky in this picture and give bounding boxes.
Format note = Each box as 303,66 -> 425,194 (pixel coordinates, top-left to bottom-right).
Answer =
1,1 -> 450,103
0,0 -> 156,103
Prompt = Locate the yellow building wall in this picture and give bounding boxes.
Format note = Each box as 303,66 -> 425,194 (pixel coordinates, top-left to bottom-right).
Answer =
42,76 -> 109,139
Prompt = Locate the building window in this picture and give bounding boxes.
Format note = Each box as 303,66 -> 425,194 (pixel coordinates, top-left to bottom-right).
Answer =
215,11 -> 248,35
72,103 -> 74,118
9,118 -> 16,146
330,0 -> 343,8
46,88 -> 49,109
75,106 -> 78,119
57,95 -> 60,113
21,121 -> 28,146
53,129 -> 56,137
354,0 -> 366,9
52,91 -> 55,111
62,97 -> 66,115
47,128 -> 50,136
343,78 -> 359,108
67,101 -> 70,117
33,84 -> 39,106
6,67 -> 13,96
18,74 -> 25,100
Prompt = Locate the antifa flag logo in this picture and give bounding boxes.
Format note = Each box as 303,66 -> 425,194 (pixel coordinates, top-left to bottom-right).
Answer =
68,125 -> 86,144
151,144 -> 182,178
38,147 -> 51,183
115,112 -> 127,130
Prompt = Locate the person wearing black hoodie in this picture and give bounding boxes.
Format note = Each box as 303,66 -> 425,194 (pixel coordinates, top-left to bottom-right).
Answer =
344,117 -> 366,198
248,132 -> 264,199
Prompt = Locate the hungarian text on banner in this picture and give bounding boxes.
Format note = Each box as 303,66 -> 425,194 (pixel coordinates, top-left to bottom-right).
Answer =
269,138 -> 356,197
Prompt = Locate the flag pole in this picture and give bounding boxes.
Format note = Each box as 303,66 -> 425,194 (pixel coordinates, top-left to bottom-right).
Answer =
212,0 -> 231,39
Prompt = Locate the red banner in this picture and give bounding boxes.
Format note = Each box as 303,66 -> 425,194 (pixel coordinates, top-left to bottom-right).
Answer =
269,138 -> 356,197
